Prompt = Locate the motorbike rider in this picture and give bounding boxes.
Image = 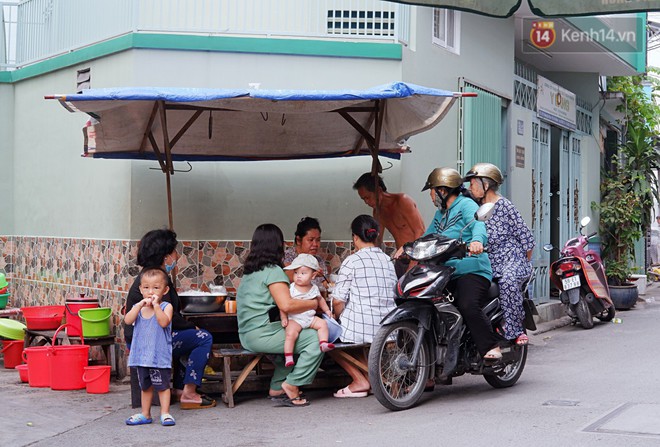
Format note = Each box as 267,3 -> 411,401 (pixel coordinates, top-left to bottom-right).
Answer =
396,167 -> 501,360
464,163 -> 535,345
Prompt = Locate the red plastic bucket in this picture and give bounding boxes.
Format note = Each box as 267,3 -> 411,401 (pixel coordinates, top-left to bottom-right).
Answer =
22,346 -> 50,387
82,365 -> 111,394
16,364 -> 28,382
65,294 -> 99,336
1,340 -> 24,369
48,324 -> 89,390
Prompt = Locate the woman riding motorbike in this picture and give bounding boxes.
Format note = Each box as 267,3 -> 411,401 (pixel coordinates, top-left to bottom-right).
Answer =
399,167 -> 501,360
464,163 -> 535,345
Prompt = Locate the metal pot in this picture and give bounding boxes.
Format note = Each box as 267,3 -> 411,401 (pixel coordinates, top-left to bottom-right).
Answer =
179,292 -> 226,313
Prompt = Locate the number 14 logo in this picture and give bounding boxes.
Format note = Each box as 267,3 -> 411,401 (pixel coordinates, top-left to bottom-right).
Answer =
530,21 -> 556,49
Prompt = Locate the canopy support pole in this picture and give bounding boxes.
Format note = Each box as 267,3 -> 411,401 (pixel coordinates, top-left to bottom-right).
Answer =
157,101 -> 175,231
372,100 -> 385,247
139,103 -> 160,155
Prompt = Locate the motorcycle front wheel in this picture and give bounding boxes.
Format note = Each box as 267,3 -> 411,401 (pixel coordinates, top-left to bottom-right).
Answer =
484,343 -> 527,388
368,321 -> 431,411
573,297 -> 594,329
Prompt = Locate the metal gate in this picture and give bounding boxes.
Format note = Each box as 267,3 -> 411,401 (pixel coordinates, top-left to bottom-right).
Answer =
531,121 -> 551,303
559,132 -> 582,248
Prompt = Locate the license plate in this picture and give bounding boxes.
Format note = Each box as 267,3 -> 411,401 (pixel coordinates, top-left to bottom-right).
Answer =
562,275 -> 580,290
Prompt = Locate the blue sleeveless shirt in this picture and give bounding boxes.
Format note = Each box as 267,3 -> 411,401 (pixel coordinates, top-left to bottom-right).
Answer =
127,302 -> 172,369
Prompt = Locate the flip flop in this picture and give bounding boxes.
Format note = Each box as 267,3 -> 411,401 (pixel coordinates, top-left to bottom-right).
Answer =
125,414 -> 153,426
274,396 -> 310,407
515,334 -> 529,346
160,413 -> 176,426
333,386 -> 368,398
267,392 -> 305,401
180,395 -> 217,410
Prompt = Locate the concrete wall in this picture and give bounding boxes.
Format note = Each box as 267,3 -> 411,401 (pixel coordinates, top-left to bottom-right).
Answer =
0,84 -> 14,235
400,10 -> 515,223
9,48 -> 404,241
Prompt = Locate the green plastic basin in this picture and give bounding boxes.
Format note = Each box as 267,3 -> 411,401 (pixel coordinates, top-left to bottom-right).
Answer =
0,318 -> 26,340
0,293 -> 9,310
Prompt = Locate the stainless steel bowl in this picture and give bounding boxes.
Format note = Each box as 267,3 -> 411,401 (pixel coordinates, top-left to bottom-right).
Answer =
179,293 -> 226,313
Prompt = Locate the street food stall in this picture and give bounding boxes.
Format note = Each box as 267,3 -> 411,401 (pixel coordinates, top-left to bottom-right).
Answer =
46,82 -> 473,403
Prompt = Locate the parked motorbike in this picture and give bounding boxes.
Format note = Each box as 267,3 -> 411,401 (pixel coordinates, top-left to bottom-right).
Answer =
543,217 -> 615,329
368,203 -> 530,411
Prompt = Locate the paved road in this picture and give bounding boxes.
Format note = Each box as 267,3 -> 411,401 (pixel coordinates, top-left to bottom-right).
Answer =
2,286 -> 660,447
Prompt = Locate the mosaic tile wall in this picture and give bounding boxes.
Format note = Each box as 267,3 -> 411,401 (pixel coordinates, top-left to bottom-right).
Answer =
0,235 -> 395,374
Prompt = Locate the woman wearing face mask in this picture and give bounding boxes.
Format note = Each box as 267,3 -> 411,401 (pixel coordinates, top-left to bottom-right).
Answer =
411,167 -> 501,360
465,163 -> 535,346
124,229 -> 216,409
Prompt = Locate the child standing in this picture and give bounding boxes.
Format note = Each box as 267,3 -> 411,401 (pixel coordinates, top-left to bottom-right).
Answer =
281,254 -> 335,367
124,267 -> 175,427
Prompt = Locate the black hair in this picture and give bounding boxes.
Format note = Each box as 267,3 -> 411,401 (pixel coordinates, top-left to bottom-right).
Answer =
139,267 -> 169,284
137,229 -> 178,268
351,214 -> 380,244
353,172 -> 387,193
244,224 -> 285,275
294,217 -> 322,244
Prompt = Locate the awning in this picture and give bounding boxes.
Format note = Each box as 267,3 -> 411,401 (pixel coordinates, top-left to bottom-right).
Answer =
47,82 -> 471,229
387,0 -> 660,18
47,82 -> 465,163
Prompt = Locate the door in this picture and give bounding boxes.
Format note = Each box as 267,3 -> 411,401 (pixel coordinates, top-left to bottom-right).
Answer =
558,132 -> 582,248
531,121 -> 551,303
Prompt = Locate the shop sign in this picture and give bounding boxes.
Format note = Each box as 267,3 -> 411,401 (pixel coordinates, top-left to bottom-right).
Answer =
536,76 -> 576,131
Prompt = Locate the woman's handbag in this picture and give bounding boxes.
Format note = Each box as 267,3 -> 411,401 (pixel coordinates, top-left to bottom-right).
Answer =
522,297 -> 538,331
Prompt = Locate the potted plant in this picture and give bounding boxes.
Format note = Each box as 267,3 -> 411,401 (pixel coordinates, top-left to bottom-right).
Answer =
592,73 -> 660,309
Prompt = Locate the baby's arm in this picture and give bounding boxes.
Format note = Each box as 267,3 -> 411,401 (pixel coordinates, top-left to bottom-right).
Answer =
317,296 -> 332,317
280,309 -> 288,328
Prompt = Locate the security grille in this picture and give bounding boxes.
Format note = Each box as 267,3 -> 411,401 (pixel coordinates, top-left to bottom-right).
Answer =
327,9 -> 395,37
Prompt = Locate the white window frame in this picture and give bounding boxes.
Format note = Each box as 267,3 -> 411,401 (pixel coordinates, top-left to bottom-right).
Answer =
432,8 -> 460,54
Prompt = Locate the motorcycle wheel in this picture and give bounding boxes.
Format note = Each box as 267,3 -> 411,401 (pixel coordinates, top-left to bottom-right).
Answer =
368,321 -> 431,411
572,298 -> 594,329
596,304 -> 616,322
484,344 -> 527,388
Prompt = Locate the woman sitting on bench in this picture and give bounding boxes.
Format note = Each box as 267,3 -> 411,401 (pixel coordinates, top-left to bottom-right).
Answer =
329,215 -> 397,398
236,223 -> 323,407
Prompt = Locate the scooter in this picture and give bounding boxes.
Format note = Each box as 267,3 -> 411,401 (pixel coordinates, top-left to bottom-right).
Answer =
368,203 -> 530,411
544,217 -> 615,329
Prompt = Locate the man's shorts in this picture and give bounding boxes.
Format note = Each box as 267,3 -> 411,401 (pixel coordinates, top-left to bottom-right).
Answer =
135,366 -> 171,392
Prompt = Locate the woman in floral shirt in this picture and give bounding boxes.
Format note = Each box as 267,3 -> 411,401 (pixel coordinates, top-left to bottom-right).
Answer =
465,163 -> 535,345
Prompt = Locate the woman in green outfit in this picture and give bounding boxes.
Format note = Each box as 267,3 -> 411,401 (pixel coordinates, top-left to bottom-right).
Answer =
237,223 -> 323,407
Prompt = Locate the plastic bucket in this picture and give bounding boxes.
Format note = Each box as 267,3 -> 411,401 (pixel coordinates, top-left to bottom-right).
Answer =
22,346 -> 50,387
1,340 -> 24,369
16,364 -> 28,383
48,325 -> 89,390
78,307 -> 111,338
82,365 -> 111,394
65,295 -> 99,336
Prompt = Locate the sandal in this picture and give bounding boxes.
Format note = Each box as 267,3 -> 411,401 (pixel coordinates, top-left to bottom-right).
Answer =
180,395 -> 217,410
483,347 -> 502,361
274,396 -> 310,407
125,414 -> 153,426
333,386 -> 368,398
515,334 -> 529,346
160,413 -> 176,426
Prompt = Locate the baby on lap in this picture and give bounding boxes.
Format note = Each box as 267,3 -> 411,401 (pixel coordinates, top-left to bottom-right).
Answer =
281,254 -> 335,367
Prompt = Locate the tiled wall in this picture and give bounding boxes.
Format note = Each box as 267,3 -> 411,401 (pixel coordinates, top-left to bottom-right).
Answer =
0,235 -> 395,373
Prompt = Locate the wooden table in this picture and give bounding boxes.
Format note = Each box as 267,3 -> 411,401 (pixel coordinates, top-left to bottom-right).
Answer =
182,311 -> 240,343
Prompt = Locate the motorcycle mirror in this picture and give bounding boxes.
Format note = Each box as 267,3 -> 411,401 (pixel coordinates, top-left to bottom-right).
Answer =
475,203 -> 495,222
542,243 -> 554,252
580,216 -> 591,228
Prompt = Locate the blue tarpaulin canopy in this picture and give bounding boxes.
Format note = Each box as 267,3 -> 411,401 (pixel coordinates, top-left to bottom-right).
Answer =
47,82 -> 465,163
47,82 -> 469,229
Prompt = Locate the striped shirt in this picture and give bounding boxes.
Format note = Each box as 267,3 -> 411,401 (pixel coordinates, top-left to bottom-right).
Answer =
127,302 -> 172,369
331,247 -> 396,343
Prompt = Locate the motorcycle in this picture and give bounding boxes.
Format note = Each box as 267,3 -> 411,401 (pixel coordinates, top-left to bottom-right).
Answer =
368,203 -> 530,411
543,216 -> 615,329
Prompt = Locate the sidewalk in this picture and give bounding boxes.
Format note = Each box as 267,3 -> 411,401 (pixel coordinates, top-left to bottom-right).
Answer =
2,282 -> 657,447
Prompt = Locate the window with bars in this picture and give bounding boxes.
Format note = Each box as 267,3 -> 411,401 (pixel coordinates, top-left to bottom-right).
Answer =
432,8 -> 460,54
327,10 -> 395,37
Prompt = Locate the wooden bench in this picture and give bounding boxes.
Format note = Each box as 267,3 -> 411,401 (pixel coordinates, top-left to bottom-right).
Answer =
212,342 -> 369,408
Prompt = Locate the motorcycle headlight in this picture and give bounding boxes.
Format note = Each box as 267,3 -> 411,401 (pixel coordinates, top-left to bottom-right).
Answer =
405,239 -> 450,260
